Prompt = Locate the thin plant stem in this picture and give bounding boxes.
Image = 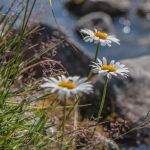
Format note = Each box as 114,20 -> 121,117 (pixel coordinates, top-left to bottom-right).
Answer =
97,77 -> 108,121
88,42 -> 100,79
94,42 -> 100,61
73,97 -> 79,149
66,98 -> 80,120
74,98 -> 79,131
91,77 -> 108,138
61,97 -> 67,149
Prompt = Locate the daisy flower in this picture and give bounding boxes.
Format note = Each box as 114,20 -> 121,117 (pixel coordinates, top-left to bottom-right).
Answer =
91,57 -> 129,79
80,28 -> 120,47
40,75 -> 93,99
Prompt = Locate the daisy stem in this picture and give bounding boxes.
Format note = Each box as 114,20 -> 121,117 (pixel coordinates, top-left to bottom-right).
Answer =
88,42 -> 100,79
73,97 -> 79,148
97,77 -> 108,121
74,98 -> 79,131
94,42 -> 100,61
61,97 -> 67,149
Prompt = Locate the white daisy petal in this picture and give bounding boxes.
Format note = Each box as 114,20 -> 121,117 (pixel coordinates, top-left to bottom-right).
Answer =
97,58 -> 102,66
103,57 -> 107,65
94,28 -> 97,32
43,78 -> 51,82
110,60 -> 115,66
49,77 -> 58,83
80,28 -> 120,47
91,58 -> 129,79
107,73 -> 111,79
40,83 -> 53,88
41,76 -> 93,99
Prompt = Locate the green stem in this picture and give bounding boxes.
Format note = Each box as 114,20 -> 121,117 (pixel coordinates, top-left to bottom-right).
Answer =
97,77 -> 108,121
61,97 -> 67,149
88,43 -> 100,79
114,127 -> 136,141
73,98 -> 79,149
94,42 -> 100,61
66,98 -> 79,120
74,98 -> 79,131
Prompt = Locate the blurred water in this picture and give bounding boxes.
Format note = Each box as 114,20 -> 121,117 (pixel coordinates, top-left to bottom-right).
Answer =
121,145 -> 150,150
1,0 -> 150,61
41,0 -> 150,61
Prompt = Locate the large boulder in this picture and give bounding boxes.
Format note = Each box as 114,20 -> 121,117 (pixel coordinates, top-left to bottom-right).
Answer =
114,56 -> 150,123
22,24 -> 92,81
113,56 -> 150,144
81,55 -> 150,124
80,56 -> 150,145
80,76 -> 116,119
64,0 -> 130,17
137,1 -> 150,19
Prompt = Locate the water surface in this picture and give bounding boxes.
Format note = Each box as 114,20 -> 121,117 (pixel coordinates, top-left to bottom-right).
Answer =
1,0 -> 150,61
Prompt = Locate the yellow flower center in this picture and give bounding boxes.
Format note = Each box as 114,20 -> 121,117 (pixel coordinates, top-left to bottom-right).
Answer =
58,81 -> 76,89
94,31 -> 108,39
101,65 -> 117,72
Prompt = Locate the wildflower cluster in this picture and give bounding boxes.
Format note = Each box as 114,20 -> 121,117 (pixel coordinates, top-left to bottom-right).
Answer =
40,28 -> 129,148
41,76 -> 93,99
91,57 -> 129,79
41,28 -> 129,98
80,28 -> 120,46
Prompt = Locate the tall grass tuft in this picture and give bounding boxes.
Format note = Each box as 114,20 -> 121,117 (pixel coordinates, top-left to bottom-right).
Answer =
0,0 -> 61,149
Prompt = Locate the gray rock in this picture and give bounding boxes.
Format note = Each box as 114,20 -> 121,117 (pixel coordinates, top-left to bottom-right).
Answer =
137,1 -> 150,19
80,55 -> 150,125
139,36 -> 150,48
75,12 -> 114,36
80,56 -> 150,144
22,24 -> 92,81
80,77 -> 116,119
114,56 -> 150,123
64,0 -> 130,17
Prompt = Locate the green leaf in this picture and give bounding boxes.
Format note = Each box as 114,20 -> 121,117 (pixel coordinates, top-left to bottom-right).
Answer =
49,0 -> 53,7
